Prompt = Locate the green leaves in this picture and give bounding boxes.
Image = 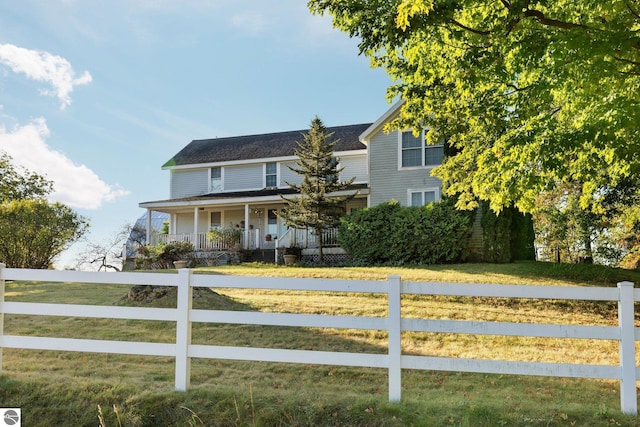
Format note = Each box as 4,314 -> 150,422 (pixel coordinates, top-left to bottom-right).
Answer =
0,152 -> 53,202
0,199 -> 89,268
0,150 -> 89,268
311,0 -> 640,214
338,200 -> 474,264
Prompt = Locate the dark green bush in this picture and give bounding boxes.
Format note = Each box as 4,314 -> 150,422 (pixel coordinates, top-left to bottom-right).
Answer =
481,202 -> 536,263
338,199 -> 473,265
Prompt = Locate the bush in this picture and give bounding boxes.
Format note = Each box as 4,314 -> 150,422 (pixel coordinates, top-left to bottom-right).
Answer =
208,226 -> 243,248
135,241 -> 194,269
338,199 -> 474,265
482,202 -> 536,263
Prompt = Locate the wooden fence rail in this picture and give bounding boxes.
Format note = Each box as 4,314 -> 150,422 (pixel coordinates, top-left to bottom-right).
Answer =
0,264 -> 637,414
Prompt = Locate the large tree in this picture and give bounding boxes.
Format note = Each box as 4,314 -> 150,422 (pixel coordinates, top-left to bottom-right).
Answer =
0,152 -> 89,268
308,0 -> 640,215
0,200 -> 89,269
280,116 -> 356,263
0,152 -> 53,202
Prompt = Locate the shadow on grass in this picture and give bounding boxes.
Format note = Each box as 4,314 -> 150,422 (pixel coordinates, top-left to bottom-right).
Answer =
114,283 -> 389,354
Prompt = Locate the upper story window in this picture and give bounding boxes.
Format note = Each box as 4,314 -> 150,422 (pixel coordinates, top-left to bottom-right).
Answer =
265,162 -> 277,188
210,167 -> 222,192
400,130 -> 444,168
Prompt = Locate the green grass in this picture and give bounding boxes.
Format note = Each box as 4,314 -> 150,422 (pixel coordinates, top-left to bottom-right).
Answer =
2,261 -> 640,426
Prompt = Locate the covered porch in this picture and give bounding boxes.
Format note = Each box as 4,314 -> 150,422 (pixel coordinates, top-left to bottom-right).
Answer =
142,197 -> 366,253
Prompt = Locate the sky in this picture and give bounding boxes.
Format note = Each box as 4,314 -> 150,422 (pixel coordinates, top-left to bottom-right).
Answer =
0,1 -> 393,269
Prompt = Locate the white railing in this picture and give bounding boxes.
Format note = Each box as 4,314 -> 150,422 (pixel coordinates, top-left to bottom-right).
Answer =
277,228 -> 339,249
151,228 -> 340,251
152,233 -> 240,251
0,265 -> 637,414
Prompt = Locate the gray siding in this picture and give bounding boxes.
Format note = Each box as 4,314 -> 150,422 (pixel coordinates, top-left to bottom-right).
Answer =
225,164 -> 263,191
368,130 -> 442,206
339,154 -> 368,183
171,169 -> 208,198
280,161 -> 301,187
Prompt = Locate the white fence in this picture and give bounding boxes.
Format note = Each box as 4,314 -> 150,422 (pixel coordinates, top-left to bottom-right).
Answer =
0,265 -> 637,414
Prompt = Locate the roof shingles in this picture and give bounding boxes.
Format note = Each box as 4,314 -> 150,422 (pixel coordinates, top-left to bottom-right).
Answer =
163,123 -> 371,167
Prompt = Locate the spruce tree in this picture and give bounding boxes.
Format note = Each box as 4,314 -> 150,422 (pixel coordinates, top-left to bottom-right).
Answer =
280,116 -> 356,263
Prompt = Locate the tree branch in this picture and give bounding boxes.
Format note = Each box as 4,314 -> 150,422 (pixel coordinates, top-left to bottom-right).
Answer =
448,19 -> 491,35
504,83 -> 532,95
626,1 -> 640,21
523,9 -> 589,30
549,106 -> 562,117
613,54 -> 640,66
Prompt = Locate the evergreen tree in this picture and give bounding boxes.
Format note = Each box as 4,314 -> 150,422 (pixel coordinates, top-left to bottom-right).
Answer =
280,116 -> 356,263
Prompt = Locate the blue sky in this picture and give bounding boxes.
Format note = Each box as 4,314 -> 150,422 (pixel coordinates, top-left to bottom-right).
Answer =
0,1 -> 393,268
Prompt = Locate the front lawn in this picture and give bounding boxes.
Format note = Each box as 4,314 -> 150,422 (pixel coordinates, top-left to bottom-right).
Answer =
1,261 -> 639,426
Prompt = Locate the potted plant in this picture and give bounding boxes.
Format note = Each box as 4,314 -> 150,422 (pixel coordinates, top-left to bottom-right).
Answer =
173,260 -> 189,269
283,245 -> 301,265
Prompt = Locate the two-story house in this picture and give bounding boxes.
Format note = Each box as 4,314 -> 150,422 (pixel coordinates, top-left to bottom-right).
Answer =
139,101 -> 447,258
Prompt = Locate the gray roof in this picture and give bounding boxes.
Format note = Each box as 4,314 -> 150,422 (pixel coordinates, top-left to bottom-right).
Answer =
163,123 -> 372,168
141,183 -> 369,206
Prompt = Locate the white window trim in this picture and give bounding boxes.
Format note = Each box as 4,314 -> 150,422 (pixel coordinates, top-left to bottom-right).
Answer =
397,129 -> 444,170
407,187 -> 441,207
264,162 -> 279,189
209,166 -> 224,193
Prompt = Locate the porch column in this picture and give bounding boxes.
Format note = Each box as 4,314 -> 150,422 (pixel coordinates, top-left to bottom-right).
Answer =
171,214 -> 177,234
193,207 -> 199,250
244,204 -> 250,249
146,209 -> 152,245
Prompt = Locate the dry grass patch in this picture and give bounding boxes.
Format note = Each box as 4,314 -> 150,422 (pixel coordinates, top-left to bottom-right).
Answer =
2,262 -> 640,426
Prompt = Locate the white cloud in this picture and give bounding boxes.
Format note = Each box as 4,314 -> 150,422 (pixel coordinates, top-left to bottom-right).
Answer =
0,119 -> 129,209
0,43 -> 92,109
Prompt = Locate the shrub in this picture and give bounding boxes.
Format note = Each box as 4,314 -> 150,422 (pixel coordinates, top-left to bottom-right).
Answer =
482,202 -> 536,263
135,241 -> 194,269
208,226 -> 243,248
338,199 -> 473,265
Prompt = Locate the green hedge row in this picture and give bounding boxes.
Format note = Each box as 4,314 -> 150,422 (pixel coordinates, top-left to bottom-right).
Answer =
338,200 -> 474,265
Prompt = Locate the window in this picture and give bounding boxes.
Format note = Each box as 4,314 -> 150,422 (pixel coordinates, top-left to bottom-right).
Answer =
210,167 -> 222,192
400,131 -> 444,168
210,212 -> 221,230
409,189 -> 439,207
401,131 -> 423,167
265,162 -> 277,188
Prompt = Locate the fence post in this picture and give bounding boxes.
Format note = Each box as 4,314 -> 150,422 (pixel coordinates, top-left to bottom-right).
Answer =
388,275 -> 402,402
0,263 -> 5,375
617,281 -> 637,415
175,268 -> 193,391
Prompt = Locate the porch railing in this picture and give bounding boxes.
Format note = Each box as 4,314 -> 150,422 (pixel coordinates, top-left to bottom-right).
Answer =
277,228 -> 339,249
151,227 -> 339,251
153,233 -> 240,251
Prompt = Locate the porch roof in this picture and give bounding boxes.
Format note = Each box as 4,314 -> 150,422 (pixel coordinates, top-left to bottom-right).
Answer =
163,123 -> 372,168
139,184 -> 369,211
